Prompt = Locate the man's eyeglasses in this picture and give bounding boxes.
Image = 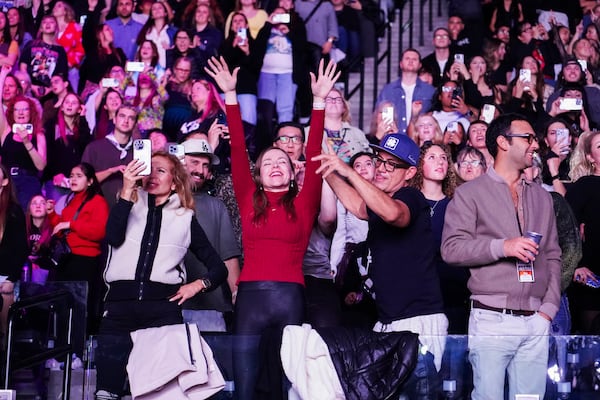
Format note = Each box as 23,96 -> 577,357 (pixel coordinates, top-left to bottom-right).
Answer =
325,97 -> 344,104
458,159 -> 482,168
373,156 -> 409,172
276,136 -> 303,144
505,133 -> 538,144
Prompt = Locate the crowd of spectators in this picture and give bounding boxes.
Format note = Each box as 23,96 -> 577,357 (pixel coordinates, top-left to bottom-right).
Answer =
0,0 -> 599,397
375,1 -> 600,337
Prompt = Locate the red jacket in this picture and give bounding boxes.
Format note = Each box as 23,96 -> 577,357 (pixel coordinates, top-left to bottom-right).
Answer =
50,192 -> 109,257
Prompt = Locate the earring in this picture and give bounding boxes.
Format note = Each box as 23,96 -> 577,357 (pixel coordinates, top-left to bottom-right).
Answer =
258,184 -> 264,191
289,180 -> 296,190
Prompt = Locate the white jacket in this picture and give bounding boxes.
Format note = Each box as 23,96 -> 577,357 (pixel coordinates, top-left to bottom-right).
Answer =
281,324 -> 345,400
127,324 -> 225,399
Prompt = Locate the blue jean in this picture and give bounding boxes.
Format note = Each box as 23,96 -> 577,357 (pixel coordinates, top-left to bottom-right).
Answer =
468,308 -> 550,400
337,26 -> 361,60
257,72 -> 297,123
551,293 -> 571,335
238,94 -> 257,125
550,294 -> 571,383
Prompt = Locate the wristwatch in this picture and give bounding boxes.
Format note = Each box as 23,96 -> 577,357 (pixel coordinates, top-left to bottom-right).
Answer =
201,278 -> 212,292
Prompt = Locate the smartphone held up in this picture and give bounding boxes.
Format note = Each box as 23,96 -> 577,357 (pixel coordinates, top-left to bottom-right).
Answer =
133,139 -> 152,176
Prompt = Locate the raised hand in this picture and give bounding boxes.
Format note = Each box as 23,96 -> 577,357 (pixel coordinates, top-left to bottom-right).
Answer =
204,56 -> 238,94
0,64 -> 10,78
121,159 -> 145,200
310,59 -> 341,100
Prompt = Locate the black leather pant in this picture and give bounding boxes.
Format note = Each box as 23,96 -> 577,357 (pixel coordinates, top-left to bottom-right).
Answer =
233,281 -> 305,400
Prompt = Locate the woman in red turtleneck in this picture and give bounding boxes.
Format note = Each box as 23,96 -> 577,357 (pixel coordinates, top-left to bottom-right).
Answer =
49,162 -> 109,342
206,56 -> 339,399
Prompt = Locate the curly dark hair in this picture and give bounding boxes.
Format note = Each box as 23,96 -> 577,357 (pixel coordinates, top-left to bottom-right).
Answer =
408,142 -> 457,198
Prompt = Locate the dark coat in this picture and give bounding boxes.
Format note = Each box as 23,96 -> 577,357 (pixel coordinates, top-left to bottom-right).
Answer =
316,327 -> 419,400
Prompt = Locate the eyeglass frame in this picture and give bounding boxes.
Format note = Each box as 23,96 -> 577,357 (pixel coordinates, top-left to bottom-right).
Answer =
504,133 -> 538,145
325,97 -> 344,104
458,159 -> 483,168
276,135 -> 303,145
372,155 -> 410,172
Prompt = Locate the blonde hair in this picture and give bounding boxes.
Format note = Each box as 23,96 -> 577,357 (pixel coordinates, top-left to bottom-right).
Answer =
409,114 -> 444,146
125,152 -> 195,210
569,130 -> 600,181
328,88 -> 352,123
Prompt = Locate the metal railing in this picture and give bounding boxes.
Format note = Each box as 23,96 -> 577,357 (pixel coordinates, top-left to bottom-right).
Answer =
3,290 -> 74,400
342,1 -> 405,129
343,0 -> 444,130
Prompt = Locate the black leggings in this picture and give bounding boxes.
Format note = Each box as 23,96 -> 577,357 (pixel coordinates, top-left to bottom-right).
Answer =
234,281 -> 305,334
233,281 -> 304,400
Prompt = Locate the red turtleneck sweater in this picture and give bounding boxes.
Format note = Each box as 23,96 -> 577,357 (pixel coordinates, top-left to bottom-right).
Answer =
226,104 -> 324,285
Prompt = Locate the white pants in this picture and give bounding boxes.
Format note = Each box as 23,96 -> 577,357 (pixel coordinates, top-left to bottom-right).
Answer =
468,308 -> 550,400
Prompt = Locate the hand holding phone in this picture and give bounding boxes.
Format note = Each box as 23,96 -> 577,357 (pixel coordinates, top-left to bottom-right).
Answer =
519,69 -> 531,91
272,13 -> 290,24
585,275 -> 600,289
382,106 -> 394,125
452,87 -> 462,100
101,78 -> 119,88
560,98 -> 583,111
12,123 -> 34,135
126,61 -> 145,72
481,104 -> 495,123
133,139 -> 152,176
236,28 -> 247,46
555,128 -> 570,155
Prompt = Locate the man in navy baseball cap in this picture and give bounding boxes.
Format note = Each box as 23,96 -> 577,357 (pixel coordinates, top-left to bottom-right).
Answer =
313,133 -> 446,399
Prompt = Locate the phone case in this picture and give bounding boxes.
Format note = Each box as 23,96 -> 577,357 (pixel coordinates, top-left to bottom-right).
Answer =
133,139 -> 152,176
